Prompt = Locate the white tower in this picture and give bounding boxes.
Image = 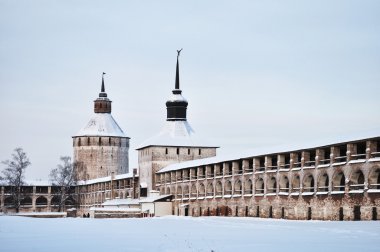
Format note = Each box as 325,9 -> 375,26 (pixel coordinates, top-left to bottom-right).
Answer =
73,73 -> 130,180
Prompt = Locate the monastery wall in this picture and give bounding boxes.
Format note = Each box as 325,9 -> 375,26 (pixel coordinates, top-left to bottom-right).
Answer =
156,138 -> 380,220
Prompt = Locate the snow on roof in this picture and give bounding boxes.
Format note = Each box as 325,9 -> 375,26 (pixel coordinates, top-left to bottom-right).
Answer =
102,198 -> 140,206
25,180 -> 51,186
167,93 -> 188,102
139,194 -> 172,203
136,120 -> 218,149
77,172 -> 137,185
74,113 -> 127,138
158,128 -> 380,173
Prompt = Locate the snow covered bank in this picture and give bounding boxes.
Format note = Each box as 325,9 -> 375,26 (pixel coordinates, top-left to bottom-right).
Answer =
0,216 -> 379,252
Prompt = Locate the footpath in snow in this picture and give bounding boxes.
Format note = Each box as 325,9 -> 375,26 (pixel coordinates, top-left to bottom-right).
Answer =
0,216 -> 379,252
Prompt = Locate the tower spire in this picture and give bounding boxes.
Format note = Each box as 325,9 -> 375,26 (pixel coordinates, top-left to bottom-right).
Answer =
101,72 -> 106,92
94,72 -> 112,113
166,49 -> 188,121
173,49 -> 182,94
99,72 -> 107,98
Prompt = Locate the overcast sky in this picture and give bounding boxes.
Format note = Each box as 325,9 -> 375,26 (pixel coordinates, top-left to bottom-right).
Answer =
1,0 -> 379,180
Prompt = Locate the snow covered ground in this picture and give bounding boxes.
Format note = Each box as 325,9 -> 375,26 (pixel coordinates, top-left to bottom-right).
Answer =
0,216 -> 379,252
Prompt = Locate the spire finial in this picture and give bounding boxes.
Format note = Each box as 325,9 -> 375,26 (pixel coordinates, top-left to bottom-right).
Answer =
175,49 -> 182,90
101,72 -> 106,92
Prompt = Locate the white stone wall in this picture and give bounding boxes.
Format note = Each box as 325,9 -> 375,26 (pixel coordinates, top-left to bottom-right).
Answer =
138,146 -> 217,194
73,136 -> 129,180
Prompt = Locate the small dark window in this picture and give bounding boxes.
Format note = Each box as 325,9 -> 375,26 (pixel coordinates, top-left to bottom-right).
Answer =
177,148 -> 179,155
281,207 -> 285,219
357,142 -> 366,154
354,206 -> 361,221
269,206 -> 273,218
78,138 -> 81,147
188,149 -> 190,155
256,206 -> 260,217
199,149 -> 201,155
99,137 -> 102,146
307,207 -> 312,220
87,137 -> 90,145
109,137 -> 111,145
339,145 -> 347,157
165,148 -> 168,155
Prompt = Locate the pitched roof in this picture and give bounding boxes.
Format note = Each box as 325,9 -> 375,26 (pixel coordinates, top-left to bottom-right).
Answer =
74,113 -> 127,138
136,120 -> 218,149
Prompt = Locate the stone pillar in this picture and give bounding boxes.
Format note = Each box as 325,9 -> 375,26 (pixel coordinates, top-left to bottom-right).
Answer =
47,186 -> 51,211
32,186 -> 36,212
1,186 -> 4,211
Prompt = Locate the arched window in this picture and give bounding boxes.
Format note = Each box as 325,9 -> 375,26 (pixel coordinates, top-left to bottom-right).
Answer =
234,180 -> 242,194
351,170 -> 365,190
303,175 -> 315,192
244,179 -> 253,194
183,185 -> 189,198
21,197 -> 32,206
36,196 -> 47,206
4,197 -> 13,206
191,184 -> 197,197
198,183 -> 205,196
292,175 -> 300,192
267,177 -> 277,193
368,169 -> 380,189
225,181 -> 232,195
256,178 -> 264,194
207,183 -> 214,196
215,181 -> 222,196
318,173 -> 329,192
280,176 -> 289,193
332,172 -> 345,191
176,186 -> 182,197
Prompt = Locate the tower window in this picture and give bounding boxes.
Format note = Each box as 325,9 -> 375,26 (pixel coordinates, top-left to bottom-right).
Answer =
177,148 -> 179,155
78,138 -> 81,147
188,149 -> 190,155
87,137 -> 90,145
109,137 -> 111,145
199,149 -> 201,155
166,148 -> 168,155
99,137 -> 102,146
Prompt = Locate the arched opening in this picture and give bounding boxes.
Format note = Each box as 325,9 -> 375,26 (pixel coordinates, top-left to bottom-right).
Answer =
351,170 -> 365,190
198,183 -> 205,197
36,196 -> 47,206
234,180 -> 242,195
215,181 -> 222,196
332,172 -> 345,191
65,196 -> 75,206
21,197 -> 32,206
207,183 -> 214,196
318,173 -> 329,192
267,177 -> 277,193
183,185 -> 189,198
166,187 -> 171,195
191,184 -> 197,197
244,179 -> 253,194
225,180 -> 232,195
51,196 -> 60,206
368,168 -> 380,189
279,176 -> 289,193
256,178 -> 264,194
4,197 -> 13,207
292,175 -> 301,193
303,175 -> 315,192
176,186 -> 182,198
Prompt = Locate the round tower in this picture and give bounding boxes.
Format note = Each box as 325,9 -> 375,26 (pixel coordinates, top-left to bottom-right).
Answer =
73,73 -> 130,180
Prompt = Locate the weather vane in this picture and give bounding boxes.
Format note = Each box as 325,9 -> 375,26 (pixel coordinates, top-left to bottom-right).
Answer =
177,48 -> 183,58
